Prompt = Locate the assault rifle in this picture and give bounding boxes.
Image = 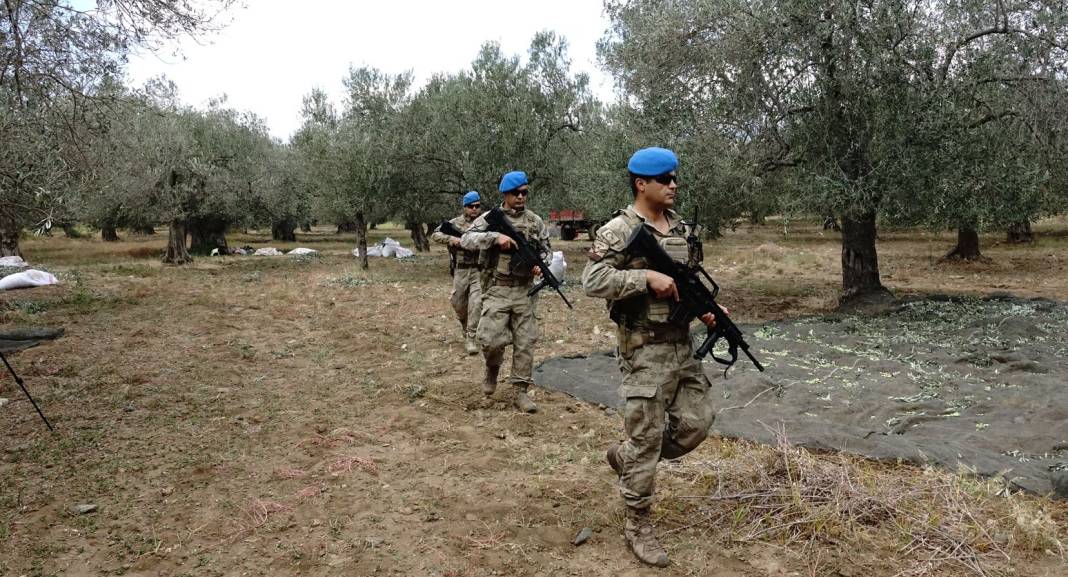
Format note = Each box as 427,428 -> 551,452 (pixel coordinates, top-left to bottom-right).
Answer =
0,350 -> 54,431
623,224 -> 764,375
438,220 -> 465,276
484,208 -> 573,309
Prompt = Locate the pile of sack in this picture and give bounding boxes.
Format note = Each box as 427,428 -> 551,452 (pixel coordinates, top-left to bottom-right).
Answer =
352,238 -> 414,259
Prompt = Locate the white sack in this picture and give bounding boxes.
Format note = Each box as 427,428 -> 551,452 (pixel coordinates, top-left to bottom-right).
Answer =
0,256 -> 27,267
548,251 -> 567,281
0,269 -> 59,290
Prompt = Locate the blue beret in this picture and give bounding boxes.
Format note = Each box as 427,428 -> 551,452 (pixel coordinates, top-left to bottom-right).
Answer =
499,171 -> 529,193
627,147 -> 678,176
462,190 -> 481,206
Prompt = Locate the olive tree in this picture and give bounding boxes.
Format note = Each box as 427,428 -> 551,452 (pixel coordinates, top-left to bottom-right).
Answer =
0,0 -> 236,257
601,0 -> 1068,301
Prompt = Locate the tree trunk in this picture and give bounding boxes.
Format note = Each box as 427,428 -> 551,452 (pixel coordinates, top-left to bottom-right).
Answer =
188,217 -> 228,255
101,225 -> 120,242
408,220 -> 430,252
62,223 -> 82,238
1006,221 -> 1034,243
355,211 -> 369,270
163,220 -> 192,264
0,212 -> 21,258
840,211 -> 887,300
943,226 -> 982,261
272,218 -> 297,242
337,220 -> 358,234
132,224 -> 156,235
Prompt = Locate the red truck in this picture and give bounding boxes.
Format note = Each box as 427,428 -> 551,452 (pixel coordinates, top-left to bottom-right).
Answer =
549,209 -> 599,241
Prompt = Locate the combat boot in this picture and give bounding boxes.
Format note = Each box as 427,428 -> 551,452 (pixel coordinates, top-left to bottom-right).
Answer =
464,332 -> 479,356
483,364 -> 500,397
513,385 -> 538,413
624,507 -> 669,567
606,442 -> 623,477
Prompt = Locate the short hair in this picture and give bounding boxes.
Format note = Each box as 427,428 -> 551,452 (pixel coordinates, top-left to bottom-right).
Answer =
628,172 -> 641,197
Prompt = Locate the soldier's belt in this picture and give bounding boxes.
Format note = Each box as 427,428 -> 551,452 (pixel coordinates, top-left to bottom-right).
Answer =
625,323 -> 690,345
492,276 -> 533,288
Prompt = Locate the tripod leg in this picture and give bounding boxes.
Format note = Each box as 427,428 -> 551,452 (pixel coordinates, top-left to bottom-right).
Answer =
0,350 -> 54,432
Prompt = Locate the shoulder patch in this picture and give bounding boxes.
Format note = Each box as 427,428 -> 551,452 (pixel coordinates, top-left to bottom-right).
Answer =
594,227 -> 625,254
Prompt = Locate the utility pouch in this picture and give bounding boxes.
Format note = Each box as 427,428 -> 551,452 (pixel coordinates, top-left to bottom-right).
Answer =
616,325 -> 647,358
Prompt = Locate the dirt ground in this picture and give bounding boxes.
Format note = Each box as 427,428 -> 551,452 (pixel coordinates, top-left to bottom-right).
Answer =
1,219 -> 1067,577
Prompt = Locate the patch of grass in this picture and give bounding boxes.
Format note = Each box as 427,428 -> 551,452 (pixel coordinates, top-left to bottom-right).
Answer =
104,263 -> 159,278
4,300 -> 49,315
228,339 -> 255,360
745,279 -> 821,299
663,433 -> 1066,577
403,383 -> 426,401
326,274 -> 372,288
125,246 -> 161,259
56,286 -> 116,315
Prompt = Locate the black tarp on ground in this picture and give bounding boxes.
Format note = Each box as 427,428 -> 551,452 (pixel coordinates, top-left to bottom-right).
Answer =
534,296 -> 1068,498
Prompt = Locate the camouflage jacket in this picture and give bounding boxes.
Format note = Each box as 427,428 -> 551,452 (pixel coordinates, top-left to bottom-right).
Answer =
431,214 -> 479,266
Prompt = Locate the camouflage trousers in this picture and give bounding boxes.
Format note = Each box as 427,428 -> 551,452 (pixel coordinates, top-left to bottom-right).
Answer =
450,267 -> 482,336
616,338 -> 715,510
477,283 -> 538,386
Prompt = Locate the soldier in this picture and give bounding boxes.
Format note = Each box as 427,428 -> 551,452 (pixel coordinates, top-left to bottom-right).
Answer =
460,171 -> 549,413
582,147 -> 719,567
431,191 -> 484,355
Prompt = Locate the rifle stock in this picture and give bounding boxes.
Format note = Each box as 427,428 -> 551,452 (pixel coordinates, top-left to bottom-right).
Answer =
624,224 -> 764,375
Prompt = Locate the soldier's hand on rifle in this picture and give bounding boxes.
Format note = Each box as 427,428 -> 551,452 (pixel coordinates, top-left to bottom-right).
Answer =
699,313 -> 717,328
646,271 -> 679,301
449,238 -> 462,248
496,234 -> 517,251
532,265 -> 542,277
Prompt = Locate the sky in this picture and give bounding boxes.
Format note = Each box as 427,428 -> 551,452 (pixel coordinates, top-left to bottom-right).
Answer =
125,0 -> 617,141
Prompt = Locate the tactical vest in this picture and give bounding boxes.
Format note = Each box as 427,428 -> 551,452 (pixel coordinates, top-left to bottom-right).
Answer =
479,209 -> 542,289
452,217 -> 480,267
610,210 -> 695,328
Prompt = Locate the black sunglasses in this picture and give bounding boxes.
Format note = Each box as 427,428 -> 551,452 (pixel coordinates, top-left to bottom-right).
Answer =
466,203 -> 481,208
650,173 -> 678,185
508,188 -> 530,197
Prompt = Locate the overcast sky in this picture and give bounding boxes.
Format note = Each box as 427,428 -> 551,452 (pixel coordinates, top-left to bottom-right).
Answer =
125,0 -> 616,140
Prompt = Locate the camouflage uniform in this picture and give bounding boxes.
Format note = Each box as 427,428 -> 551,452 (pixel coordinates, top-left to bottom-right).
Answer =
431,215 -> 482,352
461,206 -> 550,411
582,205 -> 716,510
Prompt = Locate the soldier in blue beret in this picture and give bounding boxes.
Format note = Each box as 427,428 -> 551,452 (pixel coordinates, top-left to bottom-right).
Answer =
461,170 -> 550,413
582,147 -> 722,567
431,191 -> 485,354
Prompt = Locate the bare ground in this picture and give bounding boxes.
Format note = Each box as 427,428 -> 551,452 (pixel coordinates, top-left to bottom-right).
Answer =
1,220 -> 1067,577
